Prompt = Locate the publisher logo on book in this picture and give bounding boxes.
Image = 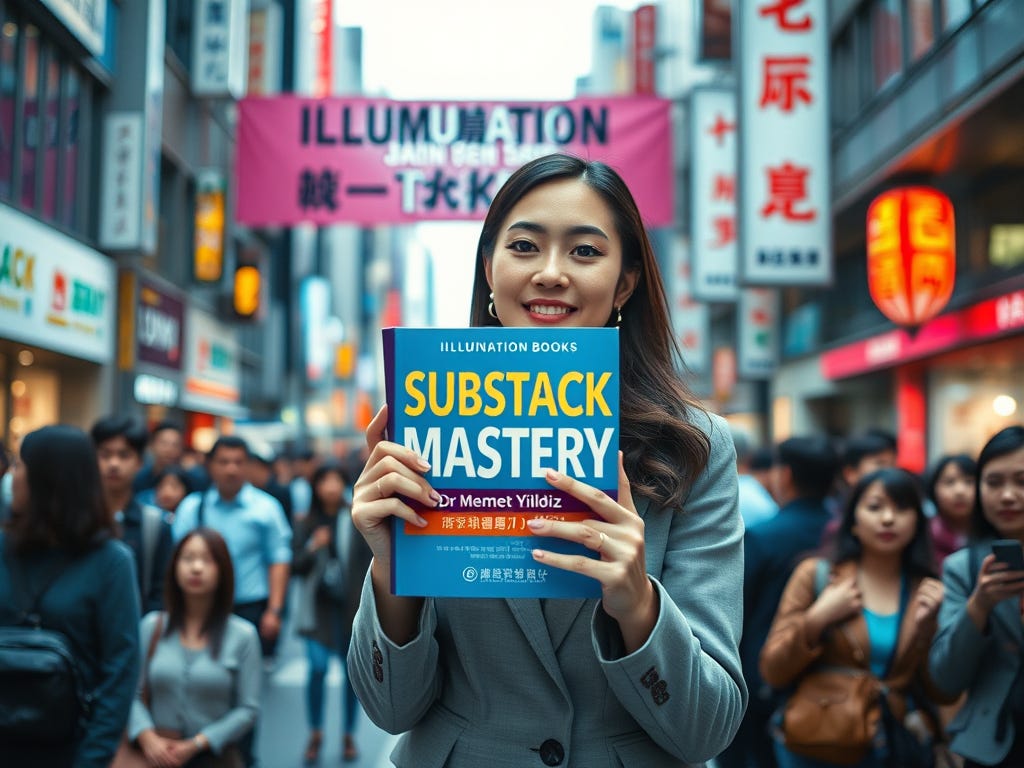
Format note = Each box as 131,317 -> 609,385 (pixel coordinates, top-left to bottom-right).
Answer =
462,567 -> 479,583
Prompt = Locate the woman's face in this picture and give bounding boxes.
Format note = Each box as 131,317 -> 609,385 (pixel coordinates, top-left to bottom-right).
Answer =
851,480 -> 918,557
934,461 -> 974,526
155,474 -> 188,512
176,536 -> 219,597
980,446 -> 1024,539
484,178 -> 637,328
315,471 -> 346,511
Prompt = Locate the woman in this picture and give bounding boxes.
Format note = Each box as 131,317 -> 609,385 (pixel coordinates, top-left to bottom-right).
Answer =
926,454 -> 977,564
0,425 -> 141,767
292,462 -> 372,764
930,425 -> 1024,767
346,154 -> 745,766
761,468 -> 950,767
127,528 -> 261,767
153,465 -> 194,519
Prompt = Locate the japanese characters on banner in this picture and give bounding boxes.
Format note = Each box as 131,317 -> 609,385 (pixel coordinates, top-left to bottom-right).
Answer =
236,97 -> 674,225
690,88 -> 738,301
737,288 -> 779,379
738,0 -> 831,286
99,114 -> 144,249
193,0 -> 249,99
667,236 -> 710,375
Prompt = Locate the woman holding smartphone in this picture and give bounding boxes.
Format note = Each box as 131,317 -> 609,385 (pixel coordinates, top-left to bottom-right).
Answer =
930,425 -> 1024,766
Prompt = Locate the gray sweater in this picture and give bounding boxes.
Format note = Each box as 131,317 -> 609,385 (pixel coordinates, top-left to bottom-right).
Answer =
128,612 -> 261,754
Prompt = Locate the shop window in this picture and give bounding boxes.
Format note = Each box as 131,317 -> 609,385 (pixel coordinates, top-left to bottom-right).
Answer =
40,42 -> 59,220
871,0 -> 903,91
907,0 -> 937,62
60,66 -> 81,230
19,23 -> 38,210
941,0 -> 972,30
165,0 -> 193,72
831,27 -> 857,127
0,3 -> 14,201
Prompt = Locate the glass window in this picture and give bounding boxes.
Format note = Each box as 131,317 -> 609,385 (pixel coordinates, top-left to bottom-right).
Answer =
165,0 -> 192,70
60,65 -> 81,230
831,28 -> 857,127
941,0 -> 972,30
0,4 -> 15,201
907,0 -> 936,62
871,0 -> 903,91
40,43 -> 59,220
19,23 -> 38,210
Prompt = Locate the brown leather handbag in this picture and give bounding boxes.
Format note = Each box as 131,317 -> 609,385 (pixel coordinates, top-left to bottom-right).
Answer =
780,665 -> 882,765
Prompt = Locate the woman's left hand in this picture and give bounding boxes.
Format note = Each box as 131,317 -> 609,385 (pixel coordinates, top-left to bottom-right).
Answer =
526,452 -> 657,651
162,737 -> 198,767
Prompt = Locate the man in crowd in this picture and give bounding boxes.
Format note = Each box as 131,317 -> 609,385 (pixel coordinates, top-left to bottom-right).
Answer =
717,436 -> 840,768
133,420 -> 208,502
730,426 -> 778,529
246,445 -> 294,527
91,416 -> 174,613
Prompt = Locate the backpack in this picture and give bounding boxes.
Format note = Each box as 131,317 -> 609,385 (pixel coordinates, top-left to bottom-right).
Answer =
139,503 -> 164,600
0,557 -> 92,744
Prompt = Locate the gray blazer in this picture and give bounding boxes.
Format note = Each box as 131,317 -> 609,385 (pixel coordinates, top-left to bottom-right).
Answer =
930,544 -> 1021,764
128,612 -> 262,754
348,412 -> 746,767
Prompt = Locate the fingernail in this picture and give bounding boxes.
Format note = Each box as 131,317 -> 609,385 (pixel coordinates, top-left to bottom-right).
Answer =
545,469 -> 561,482
429,491 -> 441,505
526,518 -> 545,531
416,458 -> 431,471
415,515 -> 428,527
532,549 -> 545,560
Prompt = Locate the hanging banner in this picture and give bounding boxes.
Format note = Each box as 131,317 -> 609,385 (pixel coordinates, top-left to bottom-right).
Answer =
668,237 -> 709,375
691,87 -> 738,301
236,96 -> 674,225
737,288 -> 779,379
738,0 -> 831,286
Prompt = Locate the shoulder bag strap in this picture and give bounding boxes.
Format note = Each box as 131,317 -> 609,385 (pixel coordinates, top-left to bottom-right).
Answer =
5,551 -> 69,627
142,612 -> 165,708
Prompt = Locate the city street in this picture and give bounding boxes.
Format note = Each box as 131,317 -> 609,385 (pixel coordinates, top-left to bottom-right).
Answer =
257,612 -> 399,768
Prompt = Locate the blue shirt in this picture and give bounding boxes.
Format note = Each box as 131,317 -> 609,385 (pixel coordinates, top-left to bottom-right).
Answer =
737,474 -> 778,528
173,484 -> 292,604
864,607 -> 900,678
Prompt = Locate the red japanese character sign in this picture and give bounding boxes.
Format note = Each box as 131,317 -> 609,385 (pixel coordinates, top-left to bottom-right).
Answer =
867,187 -> 956,327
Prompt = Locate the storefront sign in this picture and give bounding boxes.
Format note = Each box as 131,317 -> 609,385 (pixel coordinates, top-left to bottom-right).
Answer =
236,96 -> 674,225
311,0 -> 332,98
193,0 -> 249,98
0,203 -> 114,363
182,307 -> 241,413
39,0 -> 107,58
99,113 -> 144,248
194,170 -> 226,282
667,237 -> 709,375
247,3 -> 283,96
137,278 -> 184,370
867,186 -> 956,327
691,87 -> 738,301
822,287 -> 1024,379
738,0 -> 831,286
134,374 -> 180,406
737,288 -> 779,378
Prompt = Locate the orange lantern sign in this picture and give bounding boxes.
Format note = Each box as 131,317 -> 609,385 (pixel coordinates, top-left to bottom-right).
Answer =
867,186 -> 956,327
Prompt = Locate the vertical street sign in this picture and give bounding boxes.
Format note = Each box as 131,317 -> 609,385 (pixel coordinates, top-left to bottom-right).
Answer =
739,0 -> 831,286
737,287 -> 779,379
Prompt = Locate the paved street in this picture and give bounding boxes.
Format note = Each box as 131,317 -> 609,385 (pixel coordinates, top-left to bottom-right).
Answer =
256,607 -> 399,768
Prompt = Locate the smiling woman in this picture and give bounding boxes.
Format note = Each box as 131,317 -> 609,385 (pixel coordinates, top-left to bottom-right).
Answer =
346,154 -> 747,767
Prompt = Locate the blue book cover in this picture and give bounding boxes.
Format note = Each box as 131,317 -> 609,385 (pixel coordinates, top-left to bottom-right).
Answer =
382,327 -> 619,598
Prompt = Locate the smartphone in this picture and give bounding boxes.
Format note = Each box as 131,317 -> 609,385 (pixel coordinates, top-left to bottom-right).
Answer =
992,540 -> 1024,570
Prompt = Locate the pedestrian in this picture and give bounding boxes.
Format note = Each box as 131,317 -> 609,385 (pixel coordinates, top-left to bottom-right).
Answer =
925,454 -> 976,564
153,465 -> 195,519
347,154 -> 746,766
121,528 -> 260,768
134,421 -> 209,502
172,435 -> 291,767
247,448 -> 294,526
731,426 -> 779,529
761,467 -> 951,767
0,425 -> 140,767
91,415 -> 174,612
290,448 -> 317,521
720,436 -> 840,768
929,425 -> 1024,766
292,462 -> 372,764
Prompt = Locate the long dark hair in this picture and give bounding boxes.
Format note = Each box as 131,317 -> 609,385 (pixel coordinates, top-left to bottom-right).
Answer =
468,154 -> 709,509
309,462 -> 350,522
835,468 -> 936,578
925,453 -> 976,516
6,425 -> 114,554
163,528 -> 235,659
971,426 -> 1024,540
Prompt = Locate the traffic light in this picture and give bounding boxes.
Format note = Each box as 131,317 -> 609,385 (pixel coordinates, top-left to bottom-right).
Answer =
232,249 -> 263,320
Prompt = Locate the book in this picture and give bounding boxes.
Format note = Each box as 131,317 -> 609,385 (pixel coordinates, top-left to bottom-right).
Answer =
382,327 -> 619,598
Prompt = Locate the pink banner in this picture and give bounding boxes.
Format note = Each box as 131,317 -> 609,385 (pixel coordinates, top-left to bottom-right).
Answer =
236,96 -> 673,226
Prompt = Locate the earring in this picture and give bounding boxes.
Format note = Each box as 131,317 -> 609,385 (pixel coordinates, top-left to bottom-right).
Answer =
616,306 -> 623,326
488,292 -> 498,319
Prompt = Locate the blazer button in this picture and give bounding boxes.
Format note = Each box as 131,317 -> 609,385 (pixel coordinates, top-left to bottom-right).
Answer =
538,739 -> 564,766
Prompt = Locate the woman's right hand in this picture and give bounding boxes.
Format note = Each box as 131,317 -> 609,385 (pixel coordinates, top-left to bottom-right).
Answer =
137,729 -> 179,768
969,554 -> 1024,619
806,576 -> 862,638
351,405 -> 438,567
